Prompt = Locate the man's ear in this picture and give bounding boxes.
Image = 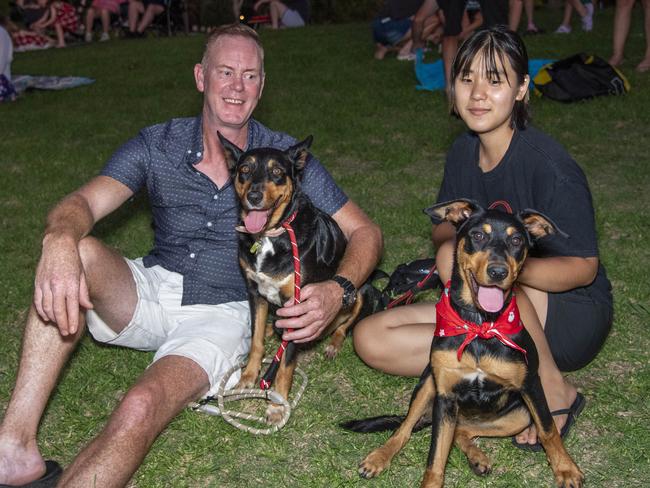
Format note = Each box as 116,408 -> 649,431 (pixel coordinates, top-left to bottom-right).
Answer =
218,132 -> 243,172
518,209 -> 569,240
194,63 -> 205,93
423,199 -> 482,226
286,135 -> 313,173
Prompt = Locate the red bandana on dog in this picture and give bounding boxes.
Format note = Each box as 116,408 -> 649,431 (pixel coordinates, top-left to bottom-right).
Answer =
435,282 -> 527,362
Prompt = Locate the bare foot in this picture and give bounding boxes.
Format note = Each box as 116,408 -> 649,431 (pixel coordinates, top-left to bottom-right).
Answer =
515,378 -> 577,446
609,55 -> 623,67
0,437 -> 46,485
636,58 -> 650,73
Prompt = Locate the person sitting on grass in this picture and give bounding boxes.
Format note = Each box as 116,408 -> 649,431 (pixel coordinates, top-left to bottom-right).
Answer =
21,0 -> 79,48
372,0 -> 425,61
353,26 -> 612,452
126,0 -> 165,37
253,0 -> 310,29
0,17 -> 17,102
0,22 -> 382,487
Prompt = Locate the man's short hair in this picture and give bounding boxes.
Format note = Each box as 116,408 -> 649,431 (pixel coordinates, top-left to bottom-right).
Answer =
202,23 -> 265,72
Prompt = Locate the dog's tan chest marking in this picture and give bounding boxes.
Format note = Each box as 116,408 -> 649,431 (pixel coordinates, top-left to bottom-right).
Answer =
246,238 -> 291,306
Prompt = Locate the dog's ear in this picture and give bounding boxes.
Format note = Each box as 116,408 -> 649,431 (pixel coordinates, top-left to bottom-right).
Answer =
218,132 -> 243,172
518,209 -> 569,241
286,135 -> 313,173
423,199 -> 482,226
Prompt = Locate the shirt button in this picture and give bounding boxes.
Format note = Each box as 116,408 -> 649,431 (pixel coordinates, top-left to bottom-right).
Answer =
196,151 -> 202,157
206,222 -> 213,227
213,194 -> 219,200
187,149 -> 192,154
189,253 -> 196,258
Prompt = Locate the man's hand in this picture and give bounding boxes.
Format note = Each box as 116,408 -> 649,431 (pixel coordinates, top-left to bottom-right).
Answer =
274,280 -> 344,343
34,234 -> 93,337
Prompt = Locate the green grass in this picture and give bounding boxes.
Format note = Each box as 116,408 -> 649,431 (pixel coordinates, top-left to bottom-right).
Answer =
2,5 -> 650,487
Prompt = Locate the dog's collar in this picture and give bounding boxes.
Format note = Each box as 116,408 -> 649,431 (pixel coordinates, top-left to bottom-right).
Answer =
236,211 -> 298,253
435,281 -> 527,362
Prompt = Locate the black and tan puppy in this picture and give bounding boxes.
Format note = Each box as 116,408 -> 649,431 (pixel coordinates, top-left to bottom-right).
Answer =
343,199 -> 583,488
219,134 -> 369,423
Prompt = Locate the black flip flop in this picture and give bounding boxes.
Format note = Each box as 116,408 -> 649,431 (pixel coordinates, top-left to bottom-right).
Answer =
512,392 -> 586,452
0,460 -> 62,488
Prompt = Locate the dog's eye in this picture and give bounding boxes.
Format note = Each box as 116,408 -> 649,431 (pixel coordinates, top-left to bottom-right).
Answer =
510,235 -> 523,246
271,167 -> 283,177
240,165 -> 250,174
471,231 -> 486,242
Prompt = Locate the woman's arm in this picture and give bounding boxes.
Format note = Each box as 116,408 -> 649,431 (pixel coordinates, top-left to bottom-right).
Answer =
517,256 -> 598,292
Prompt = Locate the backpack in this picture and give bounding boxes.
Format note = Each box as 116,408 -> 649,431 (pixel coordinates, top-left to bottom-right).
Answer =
533,53 -> 630,103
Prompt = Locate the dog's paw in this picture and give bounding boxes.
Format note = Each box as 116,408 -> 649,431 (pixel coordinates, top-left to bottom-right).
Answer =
468,457 -> 491,476
236,371 -> 258,389
265,404 -> 286,425
358,451 -> 389,479
324,344 -> 341,359
554,465 -> 584,488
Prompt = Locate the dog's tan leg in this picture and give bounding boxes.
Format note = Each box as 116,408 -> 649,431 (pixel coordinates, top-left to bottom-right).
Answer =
237,298 -> 268,389
454,429 -> 491,476
324,294 -> 363,359
359,372 -> 435,479
420,396 -> 457,488
522,378 -> 584,488
265,352 -> 296,425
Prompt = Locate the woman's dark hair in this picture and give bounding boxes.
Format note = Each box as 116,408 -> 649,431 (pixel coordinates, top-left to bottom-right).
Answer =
449,25 -> 531,130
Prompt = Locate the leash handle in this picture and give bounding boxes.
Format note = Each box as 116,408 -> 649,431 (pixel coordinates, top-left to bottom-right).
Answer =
261,212 -> 299,390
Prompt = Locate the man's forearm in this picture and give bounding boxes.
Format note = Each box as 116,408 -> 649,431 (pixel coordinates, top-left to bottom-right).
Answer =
43,193 -> 95,246
335,223 -> 383,287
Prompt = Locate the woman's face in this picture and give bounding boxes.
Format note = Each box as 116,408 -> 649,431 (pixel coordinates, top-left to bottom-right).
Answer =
453,52 -> 529,140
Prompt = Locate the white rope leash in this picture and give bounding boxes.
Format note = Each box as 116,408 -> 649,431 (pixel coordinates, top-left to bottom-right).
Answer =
190,358 -> 308,435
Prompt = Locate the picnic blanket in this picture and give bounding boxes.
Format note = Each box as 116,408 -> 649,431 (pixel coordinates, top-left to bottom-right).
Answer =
12,75 -> 95,94
414,49 -> 553,91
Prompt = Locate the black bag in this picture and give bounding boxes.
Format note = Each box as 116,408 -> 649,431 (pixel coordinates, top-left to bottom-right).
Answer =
533,53 -> 630,103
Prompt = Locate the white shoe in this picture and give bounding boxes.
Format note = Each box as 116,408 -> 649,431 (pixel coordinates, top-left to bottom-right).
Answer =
84,31 -> 92,42
99,32 -> 110,42
555,24 -> 571,34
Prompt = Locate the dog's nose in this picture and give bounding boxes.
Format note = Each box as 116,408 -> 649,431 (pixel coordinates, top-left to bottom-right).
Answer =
247,191 -> 263,206
487,265 -> 509,282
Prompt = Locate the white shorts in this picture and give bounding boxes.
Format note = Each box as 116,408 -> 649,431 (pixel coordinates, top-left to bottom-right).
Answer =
86,258 -> 251,397
281,9 -> 305,27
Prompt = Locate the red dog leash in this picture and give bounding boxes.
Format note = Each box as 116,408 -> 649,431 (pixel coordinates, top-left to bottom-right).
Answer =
260,211 -> 299,390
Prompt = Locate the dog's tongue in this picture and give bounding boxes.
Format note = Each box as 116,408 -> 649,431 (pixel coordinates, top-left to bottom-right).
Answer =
477,286 -> 505,313
244,210 -> 268,234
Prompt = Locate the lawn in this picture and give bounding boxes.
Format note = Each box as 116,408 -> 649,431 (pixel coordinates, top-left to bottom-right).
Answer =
1,5 -> 649,487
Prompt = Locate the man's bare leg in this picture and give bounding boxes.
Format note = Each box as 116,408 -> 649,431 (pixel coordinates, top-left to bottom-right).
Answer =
514,287 -> 578,446
58,355 -> 209,488
0,237 -> 137,485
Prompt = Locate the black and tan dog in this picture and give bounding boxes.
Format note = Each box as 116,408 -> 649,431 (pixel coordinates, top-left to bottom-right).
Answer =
220,134 -> 373,423
342,199 -> 584,488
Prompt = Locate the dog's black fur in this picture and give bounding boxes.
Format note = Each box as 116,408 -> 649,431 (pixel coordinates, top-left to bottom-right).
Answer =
342,199 -> 583,488
220,133 -> 375,423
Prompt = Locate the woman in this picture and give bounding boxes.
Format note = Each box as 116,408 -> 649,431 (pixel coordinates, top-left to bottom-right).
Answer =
354,26 -> 612,450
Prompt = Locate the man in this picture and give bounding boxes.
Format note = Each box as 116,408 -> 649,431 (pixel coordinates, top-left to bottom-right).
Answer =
0,23 -> 382,487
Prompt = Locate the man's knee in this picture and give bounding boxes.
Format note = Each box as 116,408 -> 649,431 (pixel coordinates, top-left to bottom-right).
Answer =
113,384 -> 162,433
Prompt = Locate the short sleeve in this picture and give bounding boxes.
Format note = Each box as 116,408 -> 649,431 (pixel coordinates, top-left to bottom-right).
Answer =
302,154 -> 348,216
100,133 -> 149,193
